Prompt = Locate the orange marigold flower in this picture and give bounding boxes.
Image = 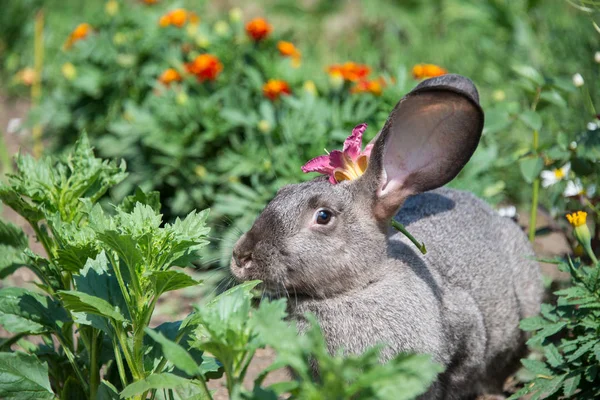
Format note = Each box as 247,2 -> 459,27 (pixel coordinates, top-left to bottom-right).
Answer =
169,9 -> 188,27
351,77 -> 385,96
158,68 -> 182,86
263,79 -> 291,101
277,41 -> 301,67
65,23 -> 92,49
185,54 -> 223,81
246,18 -> 272,42
412,63 -> 447,79
142,0 -> 159,4
159,9 -> 198,28
159,15 -> 170,27
327,62 -> 371,82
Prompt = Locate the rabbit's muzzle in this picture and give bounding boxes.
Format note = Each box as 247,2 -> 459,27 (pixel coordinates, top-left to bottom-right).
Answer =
230,232 -> 288,289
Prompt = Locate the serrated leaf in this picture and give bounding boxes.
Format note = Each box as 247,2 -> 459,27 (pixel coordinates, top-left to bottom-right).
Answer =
119,373 -> 192,398
520,315 -> 549,331
0,352 -> 54,400
96,231 -> 143,271
544,343 -> 564,368
0,287 -> 69,335
519,110 -> 542,131
521,358 -> 553,376
149,270 -> 202,296
145,328 -> 200,377
566,339 -> 598,362
562,373 -> 581,397
59,290 -> 126,322
119,187 -> 161,213
519,157 -> 543,183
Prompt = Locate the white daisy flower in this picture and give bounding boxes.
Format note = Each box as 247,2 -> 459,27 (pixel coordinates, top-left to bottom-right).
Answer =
587,122 -> 598,131
563,179 -> 583,197
541,162 -> 570,188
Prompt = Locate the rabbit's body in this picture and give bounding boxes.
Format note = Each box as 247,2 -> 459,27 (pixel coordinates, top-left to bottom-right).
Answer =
231,75 -> 542,399
290,187 -> 541,398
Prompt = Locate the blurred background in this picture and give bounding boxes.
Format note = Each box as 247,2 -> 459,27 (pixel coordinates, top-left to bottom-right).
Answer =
1,0 -> 599,272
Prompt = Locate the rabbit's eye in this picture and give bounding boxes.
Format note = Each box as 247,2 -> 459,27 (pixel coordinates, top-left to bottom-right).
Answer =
315,209 -> 332,225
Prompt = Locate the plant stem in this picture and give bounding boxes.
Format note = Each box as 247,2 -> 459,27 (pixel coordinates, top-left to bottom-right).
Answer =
115,323 -> 143,381
90,330 -> 100,400
0,130 -> 12,177
56,334 -> 89,393
529,178 -> 540,242
528,126 -> 540,243
32,10 -> 44,158
196,376 -> 214,400
112,338 -> 128,388
390,220 -> 427,254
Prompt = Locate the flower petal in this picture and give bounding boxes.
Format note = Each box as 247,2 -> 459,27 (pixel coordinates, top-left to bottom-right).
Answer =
328,150 -> 347,170
343,123 -> 367,160
362,143 -> 374,158
301,155 -> 334,174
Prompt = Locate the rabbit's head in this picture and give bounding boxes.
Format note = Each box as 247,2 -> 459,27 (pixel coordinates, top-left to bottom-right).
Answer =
230,74 -> 484,298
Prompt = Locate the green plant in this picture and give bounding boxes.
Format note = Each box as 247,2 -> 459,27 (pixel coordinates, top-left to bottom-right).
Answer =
0,136 -> 441,399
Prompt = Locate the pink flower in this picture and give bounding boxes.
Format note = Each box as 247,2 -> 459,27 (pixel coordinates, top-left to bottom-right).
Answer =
301,123 -> 373,184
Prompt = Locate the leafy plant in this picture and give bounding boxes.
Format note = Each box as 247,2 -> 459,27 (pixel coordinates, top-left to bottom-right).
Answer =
511,212 -> 600,399
0,136 -> 441,399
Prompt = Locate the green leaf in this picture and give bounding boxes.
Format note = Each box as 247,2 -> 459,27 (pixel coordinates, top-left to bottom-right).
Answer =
145,328 -> 200,377
119,187 -> 161,213
0,287 -> 69,335
119,373 -> 193,398
97,381 -> 120,400
543,343 -> 564,368
540,90 -> 567,108
562,373 -> 581,397
0,220 -> 28,249
521,358 -> 553,376
149,270 -> 202,297
519,315 -> 549,331
512,65 -> 544,86
0,352 -> 54,400
519,110 -> 542,131
519,157 -> 543,184
59,290 -> 126,322
96,231 -> 143,271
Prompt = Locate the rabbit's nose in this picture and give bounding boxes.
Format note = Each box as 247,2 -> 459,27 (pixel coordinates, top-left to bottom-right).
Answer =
233,251 -> 253,270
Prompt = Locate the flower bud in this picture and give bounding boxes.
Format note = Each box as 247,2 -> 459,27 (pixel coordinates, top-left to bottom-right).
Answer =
572,73 -> 584,87
595,51 -> 600,64
566,211 -> 592,251
214,21 -> 230,36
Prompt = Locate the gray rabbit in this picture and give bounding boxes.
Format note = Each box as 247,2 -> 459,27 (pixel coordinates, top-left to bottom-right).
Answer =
230,74 -> 542,399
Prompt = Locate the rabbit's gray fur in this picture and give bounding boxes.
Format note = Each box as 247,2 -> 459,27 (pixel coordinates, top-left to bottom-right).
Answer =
230,75 -> 542,399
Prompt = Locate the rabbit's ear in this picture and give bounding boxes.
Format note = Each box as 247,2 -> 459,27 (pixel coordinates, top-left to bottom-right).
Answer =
362,74 -> 484,220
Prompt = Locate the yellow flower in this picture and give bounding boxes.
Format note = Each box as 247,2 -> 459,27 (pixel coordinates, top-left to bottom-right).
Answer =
329,70 -> 344,90
195,35 -> 210,48
105,0 -> 119,16
61,62 -> 77,80
567,211 -> 592,256
566,211 -> 587,228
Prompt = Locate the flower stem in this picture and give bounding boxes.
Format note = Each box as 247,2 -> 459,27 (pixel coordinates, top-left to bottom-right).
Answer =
391,220 -> 427,255
32,10 -> 44,158
90,330 -> 100,400
529,178 -> 540,242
